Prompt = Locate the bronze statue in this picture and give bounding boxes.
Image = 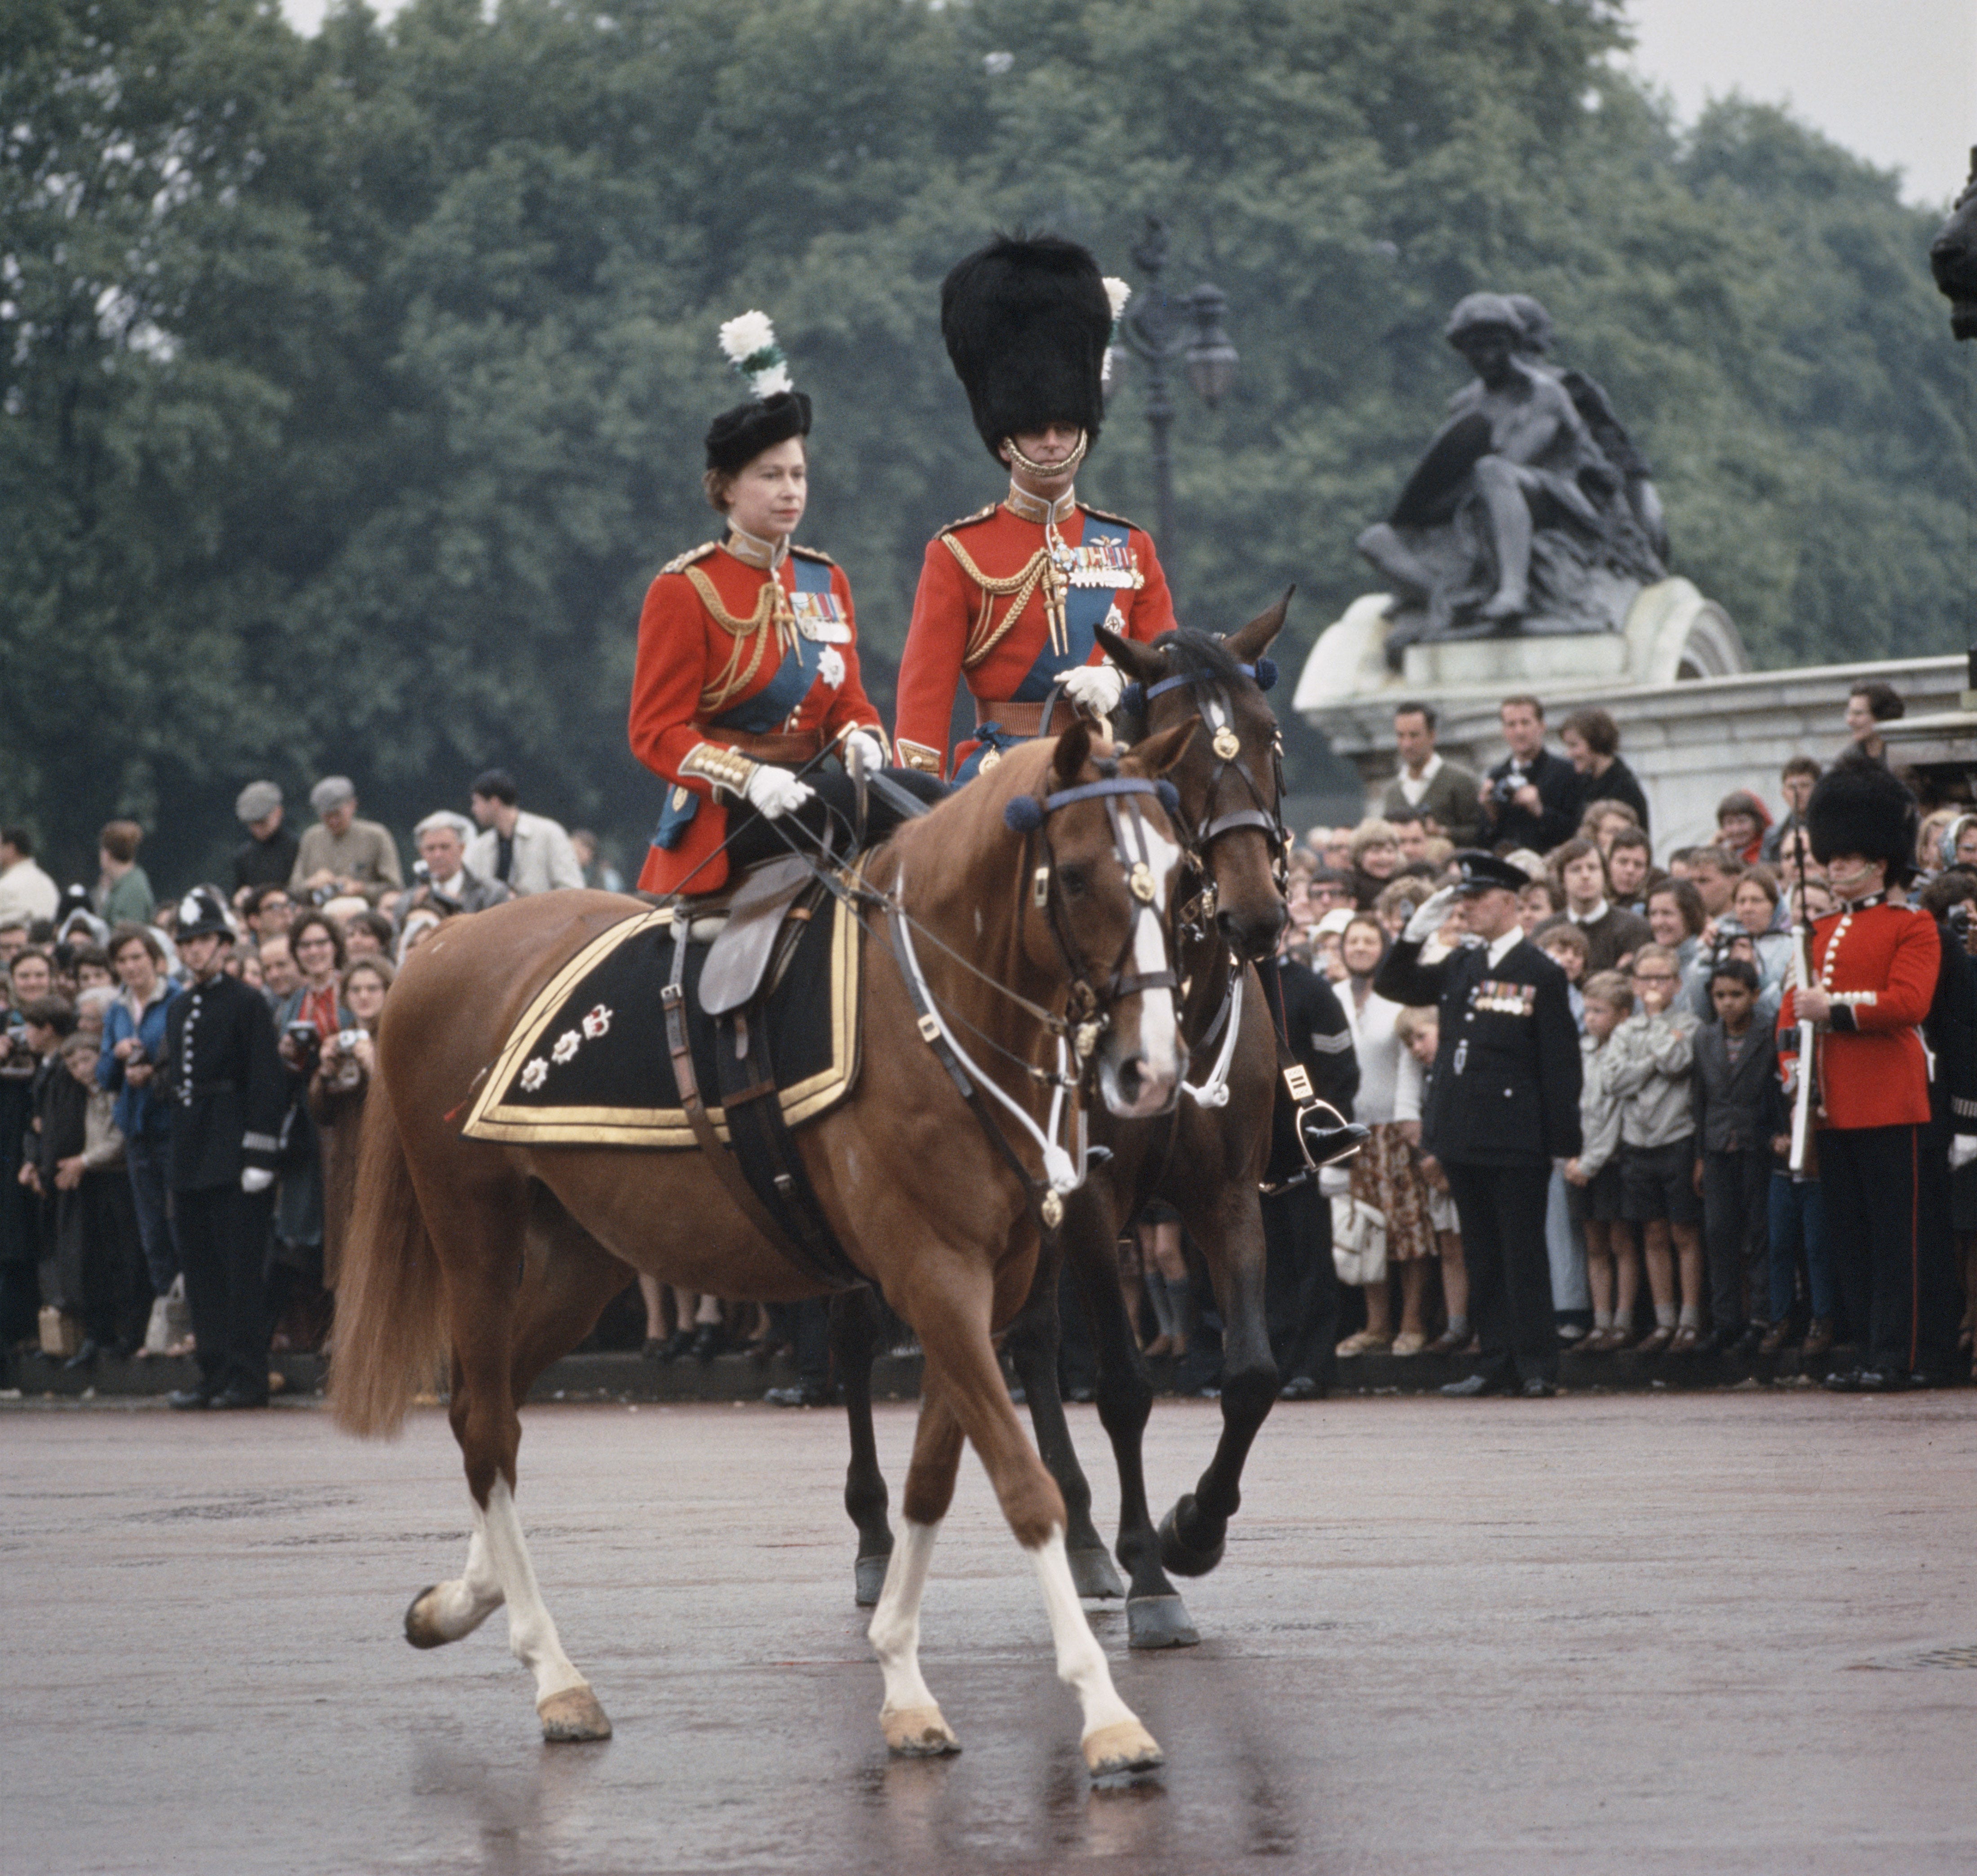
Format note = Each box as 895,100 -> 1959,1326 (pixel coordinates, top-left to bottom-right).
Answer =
1358,292 -> 1665,666
1930,147 -> 1977,339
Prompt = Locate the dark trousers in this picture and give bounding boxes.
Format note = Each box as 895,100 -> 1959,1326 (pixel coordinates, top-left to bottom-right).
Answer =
1443,1159 -> 1557,1384
1701,1146 -> 1771,1332
1819,1124 -> 1956,1376
124,1133 -> 179,1295
723,769 -> 950,873
173,1183 -> 275,1398
767,1297 -> 829,1389
1262,1181 -> 1338,1390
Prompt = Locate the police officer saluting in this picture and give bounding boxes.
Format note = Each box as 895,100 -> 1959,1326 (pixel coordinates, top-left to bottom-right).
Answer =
1375,852 -> 1583,1396
157,887 -> 285,1409
893,235 -> 1177,780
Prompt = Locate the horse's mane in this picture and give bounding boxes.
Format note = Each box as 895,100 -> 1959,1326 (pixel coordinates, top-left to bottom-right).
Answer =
879,739 -> 1057,888
1148,626 -> 1253,692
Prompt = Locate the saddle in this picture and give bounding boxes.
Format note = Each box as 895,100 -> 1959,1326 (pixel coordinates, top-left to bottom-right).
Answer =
461,863 -> 865,1288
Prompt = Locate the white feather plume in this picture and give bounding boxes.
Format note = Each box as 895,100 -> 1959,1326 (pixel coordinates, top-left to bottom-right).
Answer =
1103,275 -> 1133,322
718,310 -> 777,366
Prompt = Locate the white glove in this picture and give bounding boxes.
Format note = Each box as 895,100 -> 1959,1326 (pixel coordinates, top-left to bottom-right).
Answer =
1061,662 -> 1125,717
1403,884 -> 1463,944
743,763 -> 815,820
240,1167 -> 275,1195
843,729 -> 887,776
1950,1135 -> 1977,1172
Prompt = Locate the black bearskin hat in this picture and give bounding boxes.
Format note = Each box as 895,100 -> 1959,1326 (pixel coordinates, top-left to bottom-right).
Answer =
941,234 -> 1112,460
1806,753 -> 1921,885
704,390 -> 812,477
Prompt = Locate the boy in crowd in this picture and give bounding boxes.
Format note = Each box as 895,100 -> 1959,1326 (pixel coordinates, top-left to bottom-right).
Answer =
1536,921 -> 1589,1025
1605,826 -> 1654,913
1394,1006 -> 1470,1356
1551,837 -> 1652,974
1691,958 -> 1777,1354
1564,971 -> 1639,1349
1609,944 -> 1705,1351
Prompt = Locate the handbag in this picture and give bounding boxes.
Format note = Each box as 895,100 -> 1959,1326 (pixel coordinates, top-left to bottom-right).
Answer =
1330,1195 -> 1388,1287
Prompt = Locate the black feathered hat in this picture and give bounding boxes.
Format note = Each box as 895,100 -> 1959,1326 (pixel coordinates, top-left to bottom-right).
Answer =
705,310 -> 812,475
941,234 -> 1113,460
1806,753 -> 1920,885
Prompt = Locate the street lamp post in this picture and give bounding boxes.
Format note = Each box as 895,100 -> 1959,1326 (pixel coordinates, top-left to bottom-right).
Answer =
1113,215 -> 1240,556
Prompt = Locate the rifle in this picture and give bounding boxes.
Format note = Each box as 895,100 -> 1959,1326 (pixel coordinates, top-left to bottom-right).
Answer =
1788,823 -> 1817,1173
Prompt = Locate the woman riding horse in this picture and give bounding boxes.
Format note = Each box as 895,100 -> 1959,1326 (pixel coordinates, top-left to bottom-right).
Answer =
630,313 -> 942,898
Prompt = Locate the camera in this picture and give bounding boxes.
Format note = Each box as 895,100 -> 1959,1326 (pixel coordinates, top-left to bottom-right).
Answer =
1949,903 -> 1972,942
283,1019 -> 322,1063
1488,764 -> 1526,809
334,1028 -> 363,1053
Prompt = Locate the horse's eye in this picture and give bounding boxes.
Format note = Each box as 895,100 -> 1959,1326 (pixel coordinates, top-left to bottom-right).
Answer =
1058,866 -> 1090,899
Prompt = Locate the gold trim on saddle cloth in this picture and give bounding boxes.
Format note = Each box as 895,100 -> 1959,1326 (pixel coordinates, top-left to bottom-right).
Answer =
458,894 -> 863,1148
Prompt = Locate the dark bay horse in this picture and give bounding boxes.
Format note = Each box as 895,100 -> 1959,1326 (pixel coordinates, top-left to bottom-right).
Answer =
833,601 -> 1297,1649
331,725 -> 1194,1774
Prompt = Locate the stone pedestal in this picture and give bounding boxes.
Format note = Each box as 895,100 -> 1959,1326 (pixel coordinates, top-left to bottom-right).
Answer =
1293,583 -> 1969,849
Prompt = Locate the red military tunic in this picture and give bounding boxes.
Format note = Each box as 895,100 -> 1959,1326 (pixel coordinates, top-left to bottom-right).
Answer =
1777,898 -> 1940,1129
892,487 -> 1177,779
629,533 -> 883,896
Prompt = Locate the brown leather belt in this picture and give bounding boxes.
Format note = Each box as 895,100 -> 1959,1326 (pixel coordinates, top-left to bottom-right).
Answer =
719,727 -> 825,765
975,697 -> 1079,737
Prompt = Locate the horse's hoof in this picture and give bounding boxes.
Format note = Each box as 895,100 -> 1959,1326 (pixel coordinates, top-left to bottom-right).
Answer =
538,1685 -> 612,1743
1126,1593 -> 1200,1650
404,1585 -> 451,1650
1157,1499 -> 1227,1578
1082,1719 -> 1164,1778
882,1704 -> 961,1757
855,1553 -> 891,1608
1068,1545 -> 1126,1601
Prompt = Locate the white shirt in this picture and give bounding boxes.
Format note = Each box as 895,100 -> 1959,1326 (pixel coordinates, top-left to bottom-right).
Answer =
1394,752 -> 1444,806
0,857 -> 59,928
1344,980 -> 1407,1124
1487,926 -> 1523,969
1569,898 -> 1609,926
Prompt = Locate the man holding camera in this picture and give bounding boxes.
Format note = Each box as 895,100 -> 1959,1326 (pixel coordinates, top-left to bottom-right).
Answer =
410,811 -> 511,915
157,888 -> 285,1410
290,776 -> 403,907
1477,695 -> 1582,854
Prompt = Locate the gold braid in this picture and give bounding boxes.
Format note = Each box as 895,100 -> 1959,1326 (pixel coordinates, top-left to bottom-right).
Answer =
685,565 -> 793,713
939,535 -> 1057,670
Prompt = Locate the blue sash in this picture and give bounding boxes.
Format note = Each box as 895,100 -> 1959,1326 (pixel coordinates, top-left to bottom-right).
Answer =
652,557 -> 835,851
1011,515 -> 1131,702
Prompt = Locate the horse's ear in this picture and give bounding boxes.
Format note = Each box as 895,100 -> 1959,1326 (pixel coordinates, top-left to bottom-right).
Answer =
1051,720 -> 1092,785
1224,588 -> 1294,666
1127,719 -> 1196,780
1095,626 -> 1164,689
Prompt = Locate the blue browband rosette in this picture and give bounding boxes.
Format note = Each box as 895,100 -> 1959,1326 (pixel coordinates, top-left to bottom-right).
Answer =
1155,779 -> 1181,816
1005,795 -> 1046,834
1249,657 -> 1278,692
1119,681 -> 1146,716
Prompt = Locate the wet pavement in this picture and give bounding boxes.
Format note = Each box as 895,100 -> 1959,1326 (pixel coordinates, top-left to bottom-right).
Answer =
4,1391 -> 1973,1875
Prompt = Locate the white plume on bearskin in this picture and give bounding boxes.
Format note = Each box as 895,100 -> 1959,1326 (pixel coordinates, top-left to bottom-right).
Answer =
718,310 -> 793,398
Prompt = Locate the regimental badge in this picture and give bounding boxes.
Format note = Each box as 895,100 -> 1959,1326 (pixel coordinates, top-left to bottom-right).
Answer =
1212,726 -> 1241,760
1469,979 -> 1537,1018
1066,535 -> 1142,590
789,589 -> 852,643
979,748 -> 1002,773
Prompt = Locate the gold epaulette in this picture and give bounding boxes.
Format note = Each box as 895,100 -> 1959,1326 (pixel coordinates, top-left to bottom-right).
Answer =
938,503 -> 1000,536
659,540 -> 719,576
1078,503 -> 1138,530
789,542 -> 836,566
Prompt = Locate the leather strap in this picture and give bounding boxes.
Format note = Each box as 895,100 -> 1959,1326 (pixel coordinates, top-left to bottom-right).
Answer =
719,727 -> 825,765
976,696 -> 1079,737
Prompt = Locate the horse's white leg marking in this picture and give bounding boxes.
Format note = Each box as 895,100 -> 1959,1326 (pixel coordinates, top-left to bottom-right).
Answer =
1030,1527 -> 1164,1773
867,1519 -> 959,1754
414,1514 -> 505,1642
478,1478 -> 588,1703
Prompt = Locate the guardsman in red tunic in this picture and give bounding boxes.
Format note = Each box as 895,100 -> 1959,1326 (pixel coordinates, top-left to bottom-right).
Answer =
1777,757 -> 1948,1387
893,235 -> 1178,782
629,314 -> 944,897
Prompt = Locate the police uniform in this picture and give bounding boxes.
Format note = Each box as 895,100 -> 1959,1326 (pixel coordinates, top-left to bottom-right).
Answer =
893,234 -> 1176,781
1258,956 -> 1359,1396
1376,853 -> 1582,1389
157,891 -> 285,1406
1777,758 -> 1950,1385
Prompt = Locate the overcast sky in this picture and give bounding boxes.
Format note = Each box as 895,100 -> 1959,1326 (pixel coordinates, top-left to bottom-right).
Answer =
277,0 -> 1972,207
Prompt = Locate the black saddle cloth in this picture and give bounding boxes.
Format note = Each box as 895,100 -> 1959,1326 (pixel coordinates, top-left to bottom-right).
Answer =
461,897 -> 859,1149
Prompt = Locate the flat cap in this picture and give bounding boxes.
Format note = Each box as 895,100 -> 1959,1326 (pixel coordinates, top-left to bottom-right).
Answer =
310,775 -> 356,814
236,781 -> 283,823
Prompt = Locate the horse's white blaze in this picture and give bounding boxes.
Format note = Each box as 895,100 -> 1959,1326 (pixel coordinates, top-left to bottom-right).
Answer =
1101,821 -> 1183,1115
478,1478 -> 588,1703
425,1516 -> 505,1641
868,1518 -> 942,1719
1029,1527 -> 1139,1741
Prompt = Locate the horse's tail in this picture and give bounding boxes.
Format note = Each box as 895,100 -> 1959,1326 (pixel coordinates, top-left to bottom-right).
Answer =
329,1074 -> 448,1438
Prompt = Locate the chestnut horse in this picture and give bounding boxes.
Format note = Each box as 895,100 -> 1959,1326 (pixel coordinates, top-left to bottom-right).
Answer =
833,602 -> 1295,1649
331,725 -> 1196,1776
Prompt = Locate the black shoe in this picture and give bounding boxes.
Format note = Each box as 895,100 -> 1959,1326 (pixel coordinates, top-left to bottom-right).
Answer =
1441,1373 -> 1513,1398
689,1323 -> 721,1364
1732,1324 -> 1764,1357
1851,1369 -> 1907,1393
208,1385 -> 269,1409
641,1337 -> 666,1362
1278,1375 -> 1325,1401
166,1386 -> 214,1410
763,1383 -> 829,1408
63,1338 -> 101,1371
1520,1376 -> 1557,1398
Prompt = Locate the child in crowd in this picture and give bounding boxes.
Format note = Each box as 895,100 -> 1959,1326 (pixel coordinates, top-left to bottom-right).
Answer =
50,1031 -> 146,1363
1608,944 -> 1705,1351
1764,1073 -> 1835,1359
1394,1005 -> 1470,1354
1691,959 -> 1778,1353
1564,972 -> 1640,1348
1536,921 -> 1589,1027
